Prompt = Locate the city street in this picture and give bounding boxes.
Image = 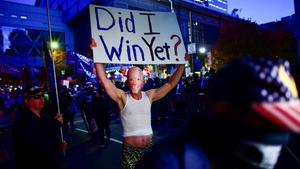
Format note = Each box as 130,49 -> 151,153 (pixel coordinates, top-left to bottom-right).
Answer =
1,115 -> 183,169
2,113 -> 300,169
0,0 -> 300,169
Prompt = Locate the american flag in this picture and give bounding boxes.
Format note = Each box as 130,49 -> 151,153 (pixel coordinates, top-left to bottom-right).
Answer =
249,59 -> 300,133
252,100 -> 300,133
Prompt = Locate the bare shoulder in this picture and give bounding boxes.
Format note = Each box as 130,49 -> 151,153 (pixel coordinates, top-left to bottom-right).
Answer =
119,89 -> 127,99
117,89 -> 127,109
145,89 -> 156,103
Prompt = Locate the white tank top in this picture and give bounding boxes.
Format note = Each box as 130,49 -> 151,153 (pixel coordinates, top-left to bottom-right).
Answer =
120,92 -> 153,137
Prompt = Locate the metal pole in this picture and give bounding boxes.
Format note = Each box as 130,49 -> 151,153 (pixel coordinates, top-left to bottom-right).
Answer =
168,0 -> 174,13
46,0 -> 65,155
189,10 -> 194,72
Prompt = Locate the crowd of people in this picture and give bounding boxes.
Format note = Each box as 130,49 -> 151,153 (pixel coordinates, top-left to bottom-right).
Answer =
0,53 -> 300,169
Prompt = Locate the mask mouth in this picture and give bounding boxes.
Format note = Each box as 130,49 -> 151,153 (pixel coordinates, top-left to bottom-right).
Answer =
131,85 -> 138,93
234,140 -> 282,169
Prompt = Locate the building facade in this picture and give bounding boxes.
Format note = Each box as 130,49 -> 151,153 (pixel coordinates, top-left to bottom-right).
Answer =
36,0 -> 236,72
0,1 -> 74,84
0,0 -> 238,83
295,0 -> 300,64
192,0 -> 228,13
0,1 -> 74,66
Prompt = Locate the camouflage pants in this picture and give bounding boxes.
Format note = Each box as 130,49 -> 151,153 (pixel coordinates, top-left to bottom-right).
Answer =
121,143 -> 151,169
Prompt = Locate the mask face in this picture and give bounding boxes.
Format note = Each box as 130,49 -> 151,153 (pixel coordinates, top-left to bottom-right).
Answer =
131,84 -> 139,94
127,68 -> 144,94
234,141 -> 282,169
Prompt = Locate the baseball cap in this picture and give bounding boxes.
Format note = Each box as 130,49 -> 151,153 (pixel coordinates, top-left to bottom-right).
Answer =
23,84 -> 44,98
206,56 -> 300,134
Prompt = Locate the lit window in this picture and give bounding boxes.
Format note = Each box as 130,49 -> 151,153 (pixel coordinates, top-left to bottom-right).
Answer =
10,14 -> 17,18
20,16 -> 28,19
217,0 -> 227,4
0,13 -> 4,16
209,4 -> 226,11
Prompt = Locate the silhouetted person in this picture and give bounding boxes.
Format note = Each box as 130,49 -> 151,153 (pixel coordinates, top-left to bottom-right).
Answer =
93,88 -> 111,146
12,85 -> 64,169
137,56 -> 300,169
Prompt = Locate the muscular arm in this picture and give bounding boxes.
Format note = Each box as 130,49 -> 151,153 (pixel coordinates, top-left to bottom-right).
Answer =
147,64 -> 185,102
95,63 -> 125,109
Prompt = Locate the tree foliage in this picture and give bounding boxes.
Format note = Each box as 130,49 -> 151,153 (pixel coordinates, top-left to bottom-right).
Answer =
212,20 -> 297,68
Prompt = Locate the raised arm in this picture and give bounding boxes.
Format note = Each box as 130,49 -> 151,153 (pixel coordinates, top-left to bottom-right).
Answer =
94,63 -> 123,101
147,54 -> 188,102
91,38 -> 125,108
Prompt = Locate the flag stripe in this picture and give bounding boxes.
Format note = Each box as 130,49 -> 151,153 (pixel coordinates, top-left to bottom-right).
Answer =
273,104 -> 300,128
274,102 -> 300,124
252,104 -> 292,130
263,104 -> 300,132
289,100 -> 300,116
261,104 -> 300,132
252,103 -> 300,133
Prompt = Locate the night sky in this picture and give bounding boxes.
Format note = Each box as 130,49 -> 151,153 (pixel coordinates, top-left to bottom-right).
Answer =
227,0 -> 294,24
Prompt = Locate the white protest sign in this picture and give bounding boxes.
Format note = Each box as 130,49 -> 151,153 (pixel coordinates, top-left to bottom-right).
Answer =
89,5 -> 186,64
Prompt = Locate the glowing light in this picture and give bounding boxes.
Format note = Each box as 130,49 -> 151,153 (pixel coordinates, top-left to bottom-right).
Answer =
20,16 -> 28,19
199,47 -> 206,54
50,41 -> 59,49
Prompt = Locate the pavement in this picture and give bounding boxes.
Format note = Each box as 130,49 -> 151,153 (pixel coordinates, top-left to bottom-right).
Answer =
0,115 -> 183,169
1,114 -> 300,169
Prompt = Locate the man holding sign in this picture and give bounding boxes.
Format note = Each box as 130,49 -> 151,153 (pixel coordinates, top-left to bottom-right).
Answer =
90,5 -> 188,169
92,40 -> 188,169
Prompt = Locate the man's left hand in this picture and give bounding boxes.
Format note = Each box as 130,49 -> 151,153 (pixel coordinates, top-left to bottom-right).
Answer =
54,113 -> 63,124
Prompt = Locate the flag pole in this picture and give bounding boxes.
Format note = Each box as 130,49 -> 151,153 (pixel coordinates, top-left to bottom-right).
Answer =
168,0 -> 174,13
46,0 -> 65,155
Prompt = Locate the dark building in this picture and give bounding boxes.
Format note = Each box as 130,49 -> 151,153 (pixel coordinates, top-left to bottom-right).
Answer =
35,0 -> 239,73
35,0 -> 234,50
2,0 -> 299,78
295,0 -> 300,64
0,1 -> 74,64
0,1 -> 74,84
0,0 -> 253,83
192,0 -> 228,13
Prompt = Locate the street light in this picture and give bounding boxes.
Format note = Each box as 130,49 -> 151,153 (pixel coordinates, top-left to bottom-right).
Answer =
199,47 -> 206,54
50,41 -> 59,50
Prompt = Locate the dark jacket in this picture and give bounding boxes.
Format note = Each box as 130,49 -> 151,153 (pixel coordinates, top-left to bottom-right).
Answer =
12,108 -> 62,169
136,115 -> 291,169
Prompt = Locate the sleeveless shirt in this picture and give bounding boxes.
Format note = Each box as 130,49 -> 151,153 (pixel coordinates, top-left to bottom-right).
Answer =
120,92 -> 153,137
